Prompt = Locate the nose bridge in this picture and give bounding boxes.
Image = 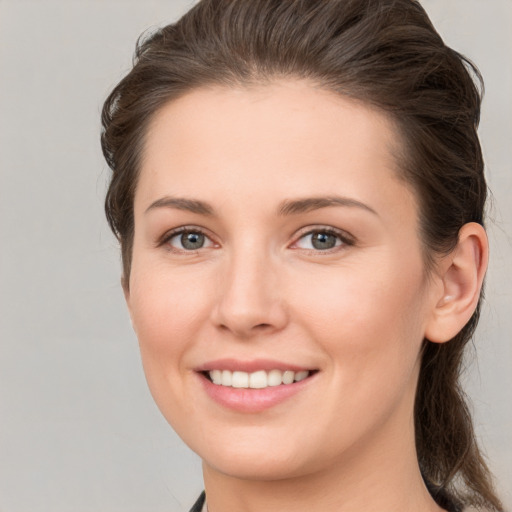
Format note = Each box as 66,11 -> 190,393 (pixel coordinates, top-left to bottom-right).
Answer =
212,239 -> 287,337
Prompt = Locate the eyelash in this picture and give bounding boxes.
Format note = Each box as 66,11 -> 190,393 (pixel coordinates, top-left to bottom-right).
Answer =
159,226 -> 217,253
159,226 -> 355,254
291,226 -> 355,253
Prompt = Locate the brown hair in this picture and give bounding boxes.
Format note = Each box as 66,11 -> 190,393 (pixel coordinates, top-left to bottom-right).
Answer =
101,1 -> 502,509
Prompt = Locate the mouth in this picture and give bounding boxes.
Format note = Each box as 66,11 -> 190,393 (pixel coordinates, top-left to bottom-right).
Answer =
203,369 -> 315,389
195,359 -> 318,412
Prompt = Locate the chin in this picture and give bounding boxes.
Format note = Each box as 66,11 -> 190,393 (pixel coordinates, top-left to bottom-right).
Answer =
189,424 -> 342,483
175,424 -> 308,480
203,449 -> 310,481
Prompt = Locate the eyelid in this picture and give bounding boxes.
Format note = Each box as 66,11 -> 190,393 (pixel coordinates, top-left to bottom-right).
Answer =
157,224 -> 354,252
290,225 -> 356,251
158,225 -> 218,251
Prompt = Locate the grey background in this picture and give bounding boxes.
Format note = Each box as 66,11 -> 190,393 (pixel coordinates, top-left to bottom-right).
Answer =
0,1 -> 510,511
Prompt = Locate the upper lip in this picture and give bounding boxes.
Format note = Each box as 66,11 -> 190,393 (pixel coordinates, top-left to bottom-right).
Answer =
195,358 -> 315,373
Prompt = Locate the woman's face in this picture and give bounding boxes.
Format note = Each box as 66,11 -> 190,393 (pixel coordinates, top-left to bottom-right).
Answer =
126,81 -> 439,480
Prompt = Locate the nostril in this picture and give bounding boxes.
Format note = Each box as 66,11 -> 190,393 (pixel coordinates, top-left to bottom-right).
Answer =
255,323 -> 272,329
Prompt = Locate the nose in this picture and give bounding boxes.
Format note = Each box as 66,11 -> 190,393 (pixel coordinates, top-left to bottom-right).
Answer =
210,247 -> 288,339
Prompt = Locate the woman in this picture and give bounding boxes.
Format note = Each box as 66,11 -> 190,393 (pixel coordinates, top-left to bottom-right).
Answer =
100,1 -> 503,511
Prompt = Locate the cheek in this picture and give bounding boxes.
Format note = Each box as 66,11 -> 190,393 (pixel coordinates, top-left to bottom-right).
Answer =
129,259 -> 211,347
292,270 -> 426,453
127,265 -> 216,425
290,256 -> 428,389
126,263 -> 215,411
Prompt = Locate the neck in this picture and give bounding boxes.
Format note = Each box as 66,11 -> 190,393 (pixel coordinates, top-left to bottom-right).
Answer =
202,399 -> 444,512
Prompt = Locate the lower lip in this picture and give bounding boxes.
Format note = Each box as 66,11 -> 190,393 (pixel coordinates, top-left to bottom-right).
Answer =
198,373 -> 315,413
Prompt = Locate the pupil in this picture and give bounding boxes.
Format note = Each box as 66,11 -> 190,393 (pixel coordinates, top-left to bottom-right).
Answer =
312,232 -> 336,250
181,232 -> 204,250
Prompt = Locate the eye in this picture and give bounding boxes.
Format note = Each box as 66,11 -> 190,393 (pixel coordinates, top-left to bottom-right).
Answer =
165,229 -> 215,251
293,228 -> 351,251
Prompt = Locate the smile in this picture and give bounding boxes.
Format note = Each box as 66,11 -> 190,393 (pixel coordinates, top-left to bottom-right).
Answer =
197,359 -> 318,412
207,369 -> 311,389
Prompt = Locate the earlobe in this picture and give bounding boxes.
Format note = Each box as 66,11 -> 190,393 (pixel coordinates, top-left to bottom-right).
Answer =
424,222 -> 488,344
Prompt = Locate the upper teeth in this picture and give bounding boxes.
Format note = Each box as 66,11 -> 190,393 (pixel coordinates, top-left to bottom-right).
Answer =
208,369 -> 310,388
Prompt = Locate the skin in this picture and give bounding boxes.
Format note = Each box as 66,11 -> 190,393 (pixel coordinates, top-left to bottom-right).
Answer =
124,80 -> 487,512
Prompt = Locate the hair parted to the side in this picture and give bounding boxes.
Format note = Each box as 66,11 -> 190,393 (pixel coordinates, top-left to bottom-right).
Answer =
101,1 -> 502,510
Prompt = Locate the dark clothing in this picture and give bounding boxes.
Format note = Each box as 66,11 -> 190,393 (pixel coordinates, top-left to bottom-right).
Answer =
189,486 -> 462,512
189,491 -> 206,512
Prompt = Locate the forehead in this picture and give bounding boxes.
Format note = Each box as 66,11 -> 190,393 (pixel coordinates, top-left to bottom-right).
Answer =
144,80 -> 399,163
136,80 -> 414,219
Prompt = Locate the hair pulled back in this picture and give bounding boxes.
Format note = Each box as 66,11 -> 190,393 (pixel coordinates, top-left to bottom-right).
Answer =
101,1 -> 502,509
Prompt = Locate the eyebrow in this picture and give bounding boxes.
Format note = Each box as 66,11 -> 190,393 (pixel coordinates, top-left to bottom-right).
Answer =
145,195 -> 378,217
145,197 -> 214,216
278,196 -> 378,216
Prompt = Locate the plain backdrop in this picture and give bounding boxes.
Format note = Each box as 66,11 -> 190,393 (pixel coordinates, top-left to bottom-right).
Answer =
0,1 -> 510,511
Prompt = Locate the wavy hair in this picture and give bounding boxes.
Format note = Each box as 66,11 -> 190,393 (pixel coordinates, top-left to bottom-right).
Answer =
101,1 -> 502,509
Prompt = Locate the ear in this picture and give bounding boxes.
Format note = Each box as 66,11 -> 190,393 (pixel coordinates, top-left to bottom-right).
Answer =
424,222 -> 488,344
